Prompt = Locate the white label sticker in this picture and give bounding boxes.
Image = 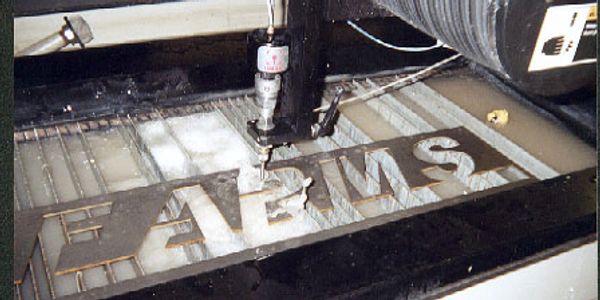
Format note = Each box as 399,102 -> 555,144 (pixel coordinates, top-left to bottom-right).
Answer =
257,45 -> 289,74
528,3 -> 597,72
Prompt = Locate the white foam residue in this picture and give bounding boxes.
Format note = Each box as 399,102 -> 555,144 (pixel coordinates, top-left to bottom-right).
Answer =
137,112 -> 320,259
175,186 -> 246,257
137,227 -> 189,274
167,113 -> 257,174
137,121 -> 191,180
237,164 -> 271,194
239,168 -> 321,248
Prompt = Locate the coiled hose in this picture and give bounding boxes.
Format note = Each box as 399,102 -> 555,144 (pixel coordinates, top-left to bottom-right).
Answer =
375,0 -> 596,96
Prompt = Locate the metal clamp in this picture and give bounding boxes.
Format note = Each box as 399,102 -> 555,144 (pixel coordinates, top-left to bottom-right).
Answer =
311,86 -> 349,138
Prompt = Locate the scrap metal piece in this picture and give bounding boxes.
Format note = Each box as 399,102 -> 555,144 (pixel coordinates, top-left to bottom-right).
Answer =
268,157 -> 333,212
265,202 -> 293,224
487,109 -> 510,127
265,177 -> 312,224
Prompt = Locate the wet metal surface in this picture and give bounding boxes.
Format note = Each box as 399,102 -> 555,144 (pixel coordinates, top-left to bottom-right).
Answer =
116,167 -> 596,299
13,73 -> 595,299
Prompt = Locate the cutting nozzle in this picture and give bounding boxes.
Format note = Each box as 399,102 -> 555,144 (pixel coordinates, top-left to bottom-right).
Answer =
257,145 -> 272,181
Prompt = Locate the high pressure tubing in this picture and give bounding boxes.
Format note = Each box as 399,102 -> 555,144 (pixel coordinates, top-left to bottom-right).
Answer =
266,0 -> 276,38
346,20 -> 447,52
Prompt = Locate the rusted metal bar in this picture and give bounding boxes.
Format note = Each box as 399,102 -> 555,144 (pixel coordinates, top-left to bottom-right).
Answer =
58,214 -> 72,244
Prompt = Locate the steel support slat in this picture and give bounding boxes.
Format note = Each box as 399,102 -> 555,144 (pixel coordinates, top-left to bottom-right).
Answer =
133,256 -> 146,277
321,90 -> 446,209
35,127 -> 113,295
15,284 -> 22,300
15,186 -> 21,211
14,141 -> 34,209
364,78 -> 435,131
365,80 -> 526,187
32,128 -> 60,204
55,126 -> 89,201
12,70 -> 566,300
28,261 -> 40,300
116,116 -> 162,184
153,108 -> 203,177
36,234 -> 56,299
75,122 -> 109,194
134,110 -> 206,263
361,79 -> 436,133
58,125 -> 115,288
398,82 -> 558,179
75,271 -> 86,293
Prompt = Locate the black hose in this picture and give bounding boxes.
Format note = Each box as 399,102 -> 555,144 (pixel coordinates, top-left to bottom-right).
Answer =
375,0 -> 596,97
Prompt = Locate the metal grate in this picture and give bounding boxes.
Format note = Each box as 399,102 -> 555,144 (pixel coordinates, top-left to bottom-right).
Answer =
14,74 -> 574,299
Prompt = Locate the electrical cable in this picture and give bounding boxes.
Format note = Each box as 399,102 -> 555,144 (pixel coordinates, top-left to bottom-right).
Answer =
346,20 -> 447,52
313,53 -> 462,113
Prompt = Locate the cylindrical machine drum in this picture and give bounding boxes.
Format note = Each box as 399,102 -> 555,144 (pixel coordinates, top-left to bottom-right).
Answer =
375,0 -> 597,96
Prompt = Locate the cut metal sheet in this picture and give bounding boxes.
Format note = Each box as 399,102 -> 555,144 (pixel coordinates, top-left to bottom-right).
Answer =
14,126 -> 528,297
13,72 -> 592,299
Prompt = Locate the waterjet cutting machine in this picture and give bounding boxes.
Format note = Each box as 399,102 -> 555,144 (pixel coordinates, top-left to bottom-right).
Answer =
12,1 -> 597,299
